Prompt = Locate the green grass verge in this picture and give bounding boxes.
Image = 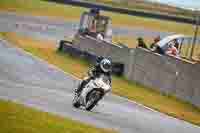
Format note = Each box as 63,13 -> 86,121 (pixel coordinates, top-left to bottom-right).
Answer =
86,0 -> 193,18
0,99 -> 117,133
1,32 -> 200,126
112,35 -> 153,48
0,0 -> 197,36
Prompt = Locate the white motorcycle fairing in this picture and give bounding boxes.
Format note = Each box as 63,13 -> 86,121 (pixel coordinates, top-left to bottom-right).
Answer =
79,75 -> 111,106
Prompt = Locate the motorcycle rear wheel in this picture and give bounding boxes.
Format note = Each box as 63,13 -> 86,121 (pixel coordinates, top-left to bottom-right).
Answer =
85,91 -> 101,111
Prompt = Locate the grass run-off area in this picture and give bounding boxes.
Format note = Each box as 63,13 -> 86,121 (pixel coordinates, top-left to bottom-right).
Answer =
86,0 -> 193,18
1,32 -> 200,126
0,99 -> 117,133
112,35 -> 153,48
0,0 -> 198,36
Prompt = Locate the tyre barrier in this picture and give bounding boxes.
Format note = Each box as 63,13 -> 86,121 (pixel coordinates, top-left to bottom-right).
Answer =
58,40 -> 81,57
82,51 -> 98,63
112,63 -> 124,76
58,40 -> 124,76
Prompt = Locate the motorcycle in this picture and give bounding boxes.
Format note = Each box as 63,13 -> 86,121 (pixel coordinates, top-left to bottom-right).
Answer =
72,74 -> 111,111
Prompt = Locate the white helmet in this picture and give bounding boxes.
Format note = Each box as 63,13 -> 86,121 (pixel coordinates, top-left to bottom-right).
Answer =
100,58 -> 112,72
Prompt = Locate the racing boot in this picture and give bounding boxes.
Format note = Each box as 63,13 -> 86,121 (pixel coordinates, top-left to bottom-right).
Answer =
75,80 -> 88,96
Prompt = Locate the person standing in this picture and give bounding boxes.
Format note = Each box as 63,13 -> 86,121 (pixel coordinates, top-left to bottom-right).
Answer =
137,37 -> 148,49
166,43 -> 178,56
150,36 -> 161,49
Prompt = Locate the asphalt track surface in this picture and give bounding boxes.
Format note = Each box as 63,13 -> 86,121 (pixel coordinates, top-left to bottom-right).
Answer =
0,38 -> 200,133
0,11 -> 172,41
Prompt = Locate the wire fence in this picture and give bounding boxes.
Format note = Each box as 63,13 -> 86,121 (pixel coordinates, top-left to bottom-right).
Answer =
179,37 -> 200,60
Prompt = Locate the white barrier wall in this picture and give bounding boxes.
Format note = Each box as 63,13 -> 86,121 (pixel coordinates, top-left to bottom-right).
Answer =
128,48 -> 200,107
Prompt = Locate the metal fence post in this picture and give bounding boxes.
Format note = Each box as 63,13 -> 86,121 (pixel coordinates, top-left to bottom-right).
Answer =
190,14 -> 200,59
